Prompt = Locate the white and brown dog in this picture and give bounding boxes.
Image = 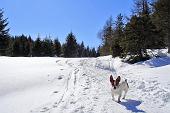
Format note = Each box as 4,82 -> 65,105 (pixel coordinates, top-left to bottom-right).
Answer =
110,75 -> 129,103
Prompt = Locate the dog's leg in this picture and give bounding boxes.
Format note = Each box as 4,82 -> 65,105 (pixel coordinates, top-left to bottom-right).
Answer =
112,92 -> 115,101
118,93 -> 122,103
123,89 -> 128,99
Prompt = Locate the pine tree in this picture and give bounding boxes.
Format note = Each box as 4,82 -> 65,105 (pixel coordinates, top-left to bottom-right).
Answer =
96,46 -> 100,57
6,37 -> 14,56
121,0 -> 163,63
152,0 -> 169,52
12,35 -> 30,56
28,35 -> 33,57
99,17 -> 114,55
133,0 -> 151,16
112,14 -> 124,57
61,43 -> 66,57
12,36 -> 20,56
0,9 -> 10,56
124,15 -> 154,63
21,35 -> 30,56
41,37 -> 53,56
32,37 -> 42,56
64,32 -> 78,57
54,38 -> 61,57
84,46 -> 90,57
123,15 -> 145,57
78,41 -> 85,57
91,48 -> 97,57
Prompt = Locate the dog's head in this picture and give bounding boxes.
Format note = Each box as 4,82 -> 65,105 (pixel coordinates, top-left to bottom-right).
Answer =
110,75 -> 121,89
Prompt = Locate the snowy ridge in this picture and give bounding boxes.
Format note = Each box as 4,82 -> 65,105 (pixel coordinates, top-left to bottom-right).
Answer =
0,56 -> 170,113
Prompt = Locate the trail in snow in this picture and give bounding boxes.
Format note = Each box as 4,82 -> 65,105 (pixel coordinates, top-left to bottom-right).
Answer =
31,57 -> 145,113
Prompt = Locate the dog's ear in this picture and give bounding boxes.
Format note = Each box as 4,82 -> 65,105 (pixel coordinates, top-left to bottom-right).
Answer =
110,75 -> 113,81
116,76 -> 121,86
110,75 -> 114,82
110,75 -> 115,87
116,76 -> 121,82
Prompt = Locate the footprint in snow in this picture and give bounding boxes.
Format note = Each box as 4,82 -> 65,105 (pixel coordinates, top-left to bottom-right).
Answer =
70,101 -> 76,104
58,76 -> 63,80
56,60 -> 60,63
84,87 -> 89,90
40,107 -> 50,112
93,97 -> 99,101
74,106 -> 85,113
82,74 -> 86,76
53,91 -> 58,93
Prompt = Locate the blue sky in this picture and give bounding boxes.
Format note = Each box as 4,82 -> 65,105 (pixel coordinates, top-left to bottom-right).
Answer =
0,0 -> 133,48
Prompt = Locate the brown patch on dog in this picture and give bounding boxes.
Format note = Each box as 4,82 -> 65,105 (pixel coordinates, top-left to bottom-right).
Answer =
116,76 -> 121,86
110,75 -> 114,86
110,75 -> 116,89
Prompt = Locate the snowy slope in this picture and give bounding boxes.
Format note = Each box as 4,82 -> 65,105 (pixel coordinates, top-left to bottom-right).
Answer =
0,55 -> 170,113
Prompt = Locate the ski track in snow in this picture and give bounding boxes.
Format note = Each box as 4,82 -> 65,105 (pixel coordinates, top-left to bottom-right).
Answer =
0,56 -> 170,113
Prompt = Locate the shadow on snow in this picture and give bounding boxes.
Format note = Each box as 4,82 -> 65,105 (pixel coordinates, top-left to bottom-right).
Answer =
138,56 -> 170,68
120,99 -> 145,113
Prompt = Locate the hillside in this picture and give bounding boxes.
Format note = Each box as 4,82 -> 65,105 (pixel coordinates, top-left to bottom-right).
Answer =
0,55 -> 170,113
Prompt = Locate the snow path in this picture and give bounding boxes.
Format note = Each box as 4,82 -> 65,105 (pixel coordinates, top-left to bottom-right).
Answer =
31,57 -> 119,113
0,56 -> 170,113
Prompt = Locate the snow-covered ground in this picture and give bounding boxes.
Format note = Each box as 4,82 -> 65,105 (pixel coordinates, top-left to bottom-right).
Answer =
0,55 -> 170,113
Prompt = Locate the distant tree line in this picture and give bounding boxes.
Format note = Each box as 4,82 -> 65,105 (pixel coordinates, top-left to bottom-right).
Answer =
99,0 -> 169,63
0,9 -> 99,57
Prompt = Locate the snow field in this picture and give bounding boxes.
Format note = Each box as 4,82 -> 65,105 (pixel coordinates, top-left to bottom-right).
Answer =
0,55 -> 170,113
